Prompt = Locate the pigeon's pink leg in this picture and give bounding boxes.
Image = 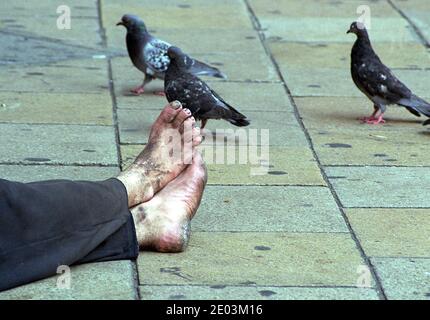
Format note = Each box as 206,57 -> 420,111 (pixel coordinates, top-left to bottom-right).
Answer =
131,85 -> 145,95
153,91 -> 166,96
364,113 -> 385,124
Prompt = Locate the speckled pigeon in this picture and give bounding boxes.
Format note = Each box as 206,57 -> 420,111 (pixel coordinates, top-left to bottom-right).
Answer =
347,21 -> 430,125
164,47 -> 250,129
117,14 -> 226,96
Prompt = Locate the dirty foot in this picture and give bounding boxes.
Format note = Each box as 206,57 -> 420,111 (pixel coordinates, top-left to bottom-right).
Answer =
131,151 -> 207,252
116,101 -> 203,207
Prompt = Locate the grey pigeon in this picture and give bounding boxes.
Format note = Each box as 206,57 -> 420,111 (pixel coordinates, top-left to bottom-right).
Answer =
164,47 -> 250,129
117,14 -> 226,95
347,21 -> 430,125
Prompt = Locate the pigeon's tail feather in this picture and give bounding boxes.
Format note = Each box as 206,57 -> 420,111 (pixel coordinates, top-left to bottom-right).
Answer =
190,60 -> 227,79
228,118 -> 251,127
398,94 -> 430,118
225,106 -> 250,127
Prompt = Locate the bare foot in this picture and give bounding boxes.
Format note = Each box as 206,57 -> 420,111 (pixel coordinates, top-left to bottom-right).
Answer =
131,151 -> 207,253
116,101 -> 203,207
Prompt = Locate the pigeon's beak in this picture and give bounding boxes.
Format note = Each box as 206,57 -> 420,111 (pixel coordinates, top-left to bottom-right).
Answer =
116,21 -> 124,26
346,29 -> 351,34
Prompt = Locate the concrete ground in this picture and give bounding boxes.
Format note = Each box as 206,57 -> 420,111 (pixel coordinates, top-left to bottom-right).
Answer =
0,0 -> 429,300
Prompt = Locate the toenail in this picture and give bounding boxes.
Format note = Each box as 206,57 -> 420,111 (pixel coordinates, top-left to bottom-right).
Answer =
171,101 -> 182,109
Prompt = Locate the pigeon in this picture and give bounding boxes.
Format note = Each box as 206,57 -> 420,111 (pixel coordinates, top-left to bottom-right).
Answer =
116,14 -> 226,96
164,46 -> 250,129
347,21 -> 430,125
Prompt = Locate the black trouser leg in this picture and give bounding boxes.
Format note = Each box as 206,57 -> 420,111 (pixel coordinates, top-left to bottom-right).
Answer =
0,178 -> 139,291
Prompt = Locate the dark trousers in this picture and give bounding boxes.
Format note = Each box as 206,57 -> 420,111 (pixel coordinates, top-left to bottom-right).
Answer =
0,178 -> 139,292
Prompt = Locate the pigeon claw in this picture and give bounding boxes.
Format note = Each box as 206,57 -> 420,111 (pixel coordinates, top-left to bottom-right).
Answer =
131,86 -> 145,95
363,115 -> 385,125
153,91 -> 166,96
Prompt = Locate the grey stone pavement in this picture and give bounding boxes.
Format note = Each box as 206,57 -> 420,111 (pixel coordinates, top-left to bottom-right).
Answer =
0,0 -> 429,300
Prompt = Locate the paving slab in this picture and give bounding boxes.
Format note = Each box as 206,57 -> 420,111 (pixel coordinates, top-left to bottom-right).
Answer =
0,59 -> 109,94
108,27 -> 263,55
326,166 -> 430,208
392,0 -> 430,45
295,96 -> 427,130
0,123 -> 118,165
117,109 -> 303,146
249,0 -> 400,18
102,0 -> 254,46
268,41 -> 430,70
111,52 -> 278,91
201,147 -> 324,186
0,16 -> 102,49
0,261 -> 136,300
138,232 -> 366,287
199,115 -> 305,148
346,209 -> 430,257
371,257 -> 430,300
0,32 -> 103,67
140,285 -> 379,300
293,97 -> 430,166
193,185 -> 345,232
0,92 -> 113,125
192,52 -> 279,82
0,1 -> 102,49
281,67 -> 430,98
0,165 -> 118,183
115,81 -> 292,112
309,128 -> 430,166
120,145 -> 324,186
258,17 -> 419,43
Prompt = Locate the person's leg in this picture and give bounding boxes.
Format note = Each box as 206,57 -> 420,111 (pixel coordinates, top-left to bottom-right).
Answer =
0,178 -> 134,291
0,101 -> 203,291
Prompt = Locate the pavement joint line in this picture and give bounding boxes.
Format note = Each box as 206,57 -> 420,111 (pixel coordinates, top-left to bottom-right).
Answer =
139,284 -> 376,289
212,80 -> 283,84
387,0 -> 430,48
0,122 -> 114,127
205,184 -> 328,187
117,107 -> 294,112
243,0 -> 387,300
0,90 -> 110,94
191,231 -> 351,234
120,143 -> 310,147
96,0 -> 140,300
369,256 -> 430,260
0,162 -> 118,168
266,39 -> 424,45
0,29 -> 104,52
324,164 -> 430,168
343,206 -> 430,209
